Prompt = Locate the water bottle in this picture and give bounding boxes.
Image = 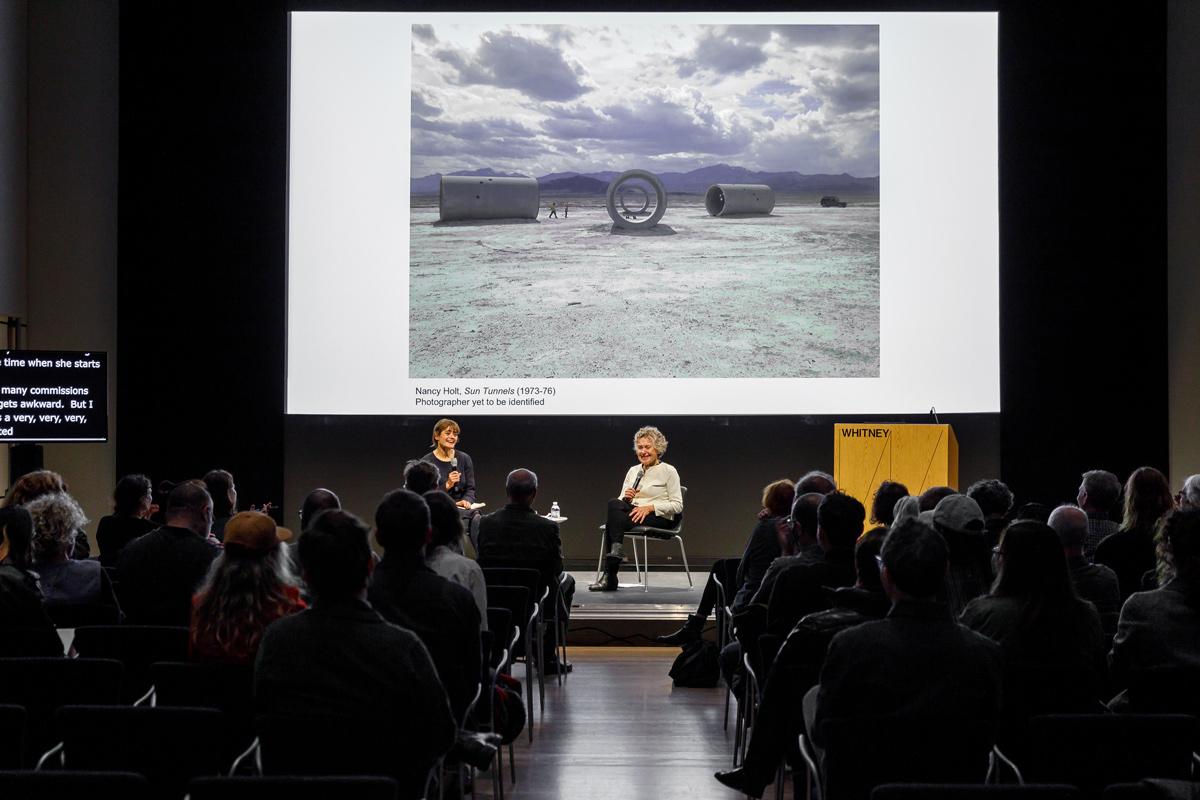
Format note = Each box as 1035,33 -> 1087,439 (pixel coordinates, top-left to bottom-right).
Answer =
550,501 -> 561,519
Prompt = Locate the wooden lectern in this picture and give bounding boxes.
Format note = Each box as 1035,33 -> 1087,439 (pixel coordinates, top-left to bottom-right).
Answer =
833,424 -> 958,529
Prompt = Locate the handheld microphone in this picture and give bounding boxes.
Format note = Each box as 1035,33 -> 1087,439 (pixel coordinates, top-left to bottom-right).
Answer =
626,468 -> 645,505
451,456 -> 458,471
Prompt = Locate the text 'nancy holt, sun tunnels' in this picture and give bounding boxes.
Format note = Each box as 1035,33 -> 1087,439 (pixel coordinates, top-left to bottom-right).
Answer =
704,184 -> 775,216
438,175 -> 540,222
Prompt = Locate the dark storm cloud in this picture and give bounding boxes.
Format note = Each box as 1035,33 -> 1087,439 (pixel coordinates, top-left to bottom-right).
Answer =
412,24 -> 436,43
411,92 -> 440,117
542,92 -> 752,156
811,68 -> 878,114
435,32 -> 590,102
674,28 -> 769,79
771,25 -> 878,49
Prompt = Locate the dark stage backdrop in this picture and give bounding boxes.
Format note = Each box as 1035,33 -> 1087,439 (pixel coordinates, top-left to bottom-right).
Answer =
117,1 -> 1167,555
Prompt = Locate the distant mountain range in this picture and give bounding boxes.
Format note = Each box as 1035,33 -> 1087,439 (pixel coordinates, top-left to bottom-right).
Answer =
410,164 -> 879,195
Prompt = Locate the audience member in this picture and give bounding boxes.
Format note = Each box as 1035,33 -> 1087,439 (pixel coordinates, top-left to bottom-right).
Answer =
203,469 -> 238,541
960,520 -> 1106,751
190,511 -> 303,665
967,478 -> 1014,547
891,495 -> 921,525
369,489 -> 482,719
750,492 -> 824,607
1013,502 -> 1051,523
808,518 -> 1001,768
1178,474 -> 1200,511
796,470 -> 837,496
27,492 -> 120,615
870,480 -> 909,527
1109,507 -> 1200,712
1095,466 -> 1174,600
918,485 -> 957,512
424,490 -> 488,626
299,488 -> 341,532
255,508 -> 455,794
403,460 -> 441,495
921,493 -> 990,615
116,481 -> 220,625
478,468 -> 575,672
0,506 -> 62,654
96,473 -> 157,567
1047,504 -> 1121,629
658,479 -> 792,645
2,469 -> 90,558
714,528 -> 891,798
1078,469 -> 1123,561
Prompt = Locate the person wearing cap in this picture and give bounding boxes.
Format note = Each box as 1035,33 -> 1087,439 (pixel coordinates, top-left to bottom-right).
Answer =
919,492 -> 991,615
190,510 -> 304,665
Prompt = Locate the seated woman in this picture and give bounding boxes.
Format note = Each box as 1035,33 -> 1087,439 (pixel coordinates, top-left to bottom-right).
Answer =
657,479 -> 794,645
26,491 -> 120,620
3,469 -> 90,559
420,418 -> 481,550
591,425 -> 683,592
190,511 -> 304,665
424,490 -> 488,627
0,506 -> 63,655
96,473 -> 157,567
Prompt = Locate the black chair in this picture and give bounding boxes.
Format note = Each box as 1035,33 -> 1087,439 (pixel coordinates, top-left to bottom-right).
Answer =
0,770 -> 150,800
0,628 -> 64,658
483,568 -> 548,704
873,784 -> 1082,800
1023,714 -> 1197,799
149,661 -> 256,753
0,705 -> 25,769
486,607 -> 514,668
70,625 -> 189,703
1101,783 -> 1197,800
486,584 -> 536,741
1112,668 -> 1200,715
800,716 -> 996,800
188,775 -> 400,800
44,602 -> 121,628
51,705 -> 225,800
0,657 -> 122,767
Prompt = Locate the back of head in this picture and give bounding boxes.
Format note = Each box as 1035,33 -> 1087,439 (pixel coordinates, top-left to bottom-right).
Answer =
113,473 -> 153,517
298,509 -> 372,602
871,480 -> 909,526
929,494 -> 986,538
918,486 -> 957,512
25,491 -> 88,564
992,520 -> 1075,601
818,491 -> 866,551
1161,507 -> 1200,580
796,470 -> 836,496
1180,475 -> 1200,511
855,526 -> 889,591
1123,466 -> 1174,533
374,488 -> 431,553
424,490 -> 464,548
300,488 -> 341,532
788,492 -> 824,552
203,469 -> 236,518
505,468 -> 538,506
966,479 -> 1014,519
4,469 -> 68,508
403,460 -> 440,495
1013,502 -> 1051,524
1047,504 -> 1089,550
880,518 -> 948,599
0,506 -> 35,568
1080,469 -> 1122,515
166,481 -> 213,530
891,495 -> 922,525
761,479 -> 796,518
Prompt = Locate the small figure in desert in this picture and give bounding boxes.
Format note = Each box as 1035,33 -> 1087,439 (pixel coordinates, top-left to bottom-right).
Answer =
548,201 -> 558,219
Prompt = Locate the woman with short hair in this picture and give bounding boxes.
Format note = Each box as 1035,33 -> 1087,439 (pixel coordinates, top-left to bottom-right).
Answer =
420,418 -> 481,550
27,492 -> 120,616
96,473 -> 157,567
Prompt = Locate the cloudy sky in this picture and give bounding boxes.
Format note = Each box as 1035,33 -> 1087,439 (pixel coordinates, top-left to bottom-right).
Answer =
410,24 -> 879,178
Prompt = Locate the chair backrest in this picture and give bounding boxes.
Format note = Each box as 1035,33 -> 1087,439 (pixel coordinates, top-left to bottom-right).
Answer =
70,625 -> 189,702
0,770 -> 150,800
1025,714 -> 1197,797
188,776 -> 400,800
819,716 -> 996,800
873,785 -> 1082,800
56,705 -> 225,798
45,602 -> 121,628
486,586 -> 531,659
0,704 -> 25,769
482,568 -> 543,611
1117,668 -> 1200,715
0,627 -> 65,658
0,657 -> 122,766
150,661 -> 255,751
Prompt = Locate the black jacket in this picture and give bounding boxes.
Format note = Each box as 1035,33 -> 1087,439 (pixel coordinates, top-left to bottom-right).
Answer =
114,524 -> 219,626
477,504 -> 564,591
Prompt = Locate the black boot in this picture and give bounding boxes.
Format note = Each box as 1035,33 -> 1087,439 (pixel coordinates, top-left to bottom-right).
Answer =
588,555 -> 621,591
656,614 -> 704,646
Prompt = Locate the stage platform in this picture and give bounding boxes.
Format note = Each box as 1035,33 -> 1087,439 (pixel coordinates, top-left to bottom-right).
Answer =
563,569 -> 717,646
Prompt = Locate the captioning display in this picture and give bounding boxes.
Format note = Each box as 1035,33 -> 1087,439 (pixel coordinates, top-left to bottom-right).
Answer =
0,351 -> 108,442
287,11 -> 999,415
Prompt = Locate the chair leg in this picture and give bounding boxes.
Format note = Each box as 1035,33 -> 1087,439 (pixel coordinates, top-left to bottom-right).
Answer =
642,536 -> 650,592
596,533 -> 606,584
535,621 -> 545,713
525,655 -> 534,743
509,742 -> 517,785
676,536 -> 693,587
631,537 -> 641,586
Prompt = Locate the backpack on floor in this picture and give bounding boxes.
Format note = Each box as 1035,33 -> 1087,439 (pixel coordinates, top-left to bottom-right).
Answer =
493,672 -> 526,744
669,639 -> 720,687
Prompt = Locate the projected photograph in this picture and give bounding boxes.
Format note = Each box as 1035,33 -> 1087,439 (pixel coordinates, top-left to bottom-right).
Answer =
408,24 -> 880,380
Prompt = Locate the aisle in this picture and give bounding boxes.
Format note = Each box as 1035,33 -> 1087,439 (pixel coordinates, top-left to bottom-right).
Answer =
484,646 -> 758,800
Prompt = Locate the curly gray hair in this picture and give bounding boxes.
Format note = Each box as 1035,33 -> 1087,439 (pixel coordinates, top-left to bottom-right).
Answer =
633,426 -> 668,457
26,491 -> 88,563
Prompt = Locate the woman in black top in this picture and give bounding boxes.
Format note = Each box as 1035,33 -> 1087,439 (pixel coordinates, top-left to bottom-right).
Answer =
96,473 -> 157,567
419,418 -> 480,549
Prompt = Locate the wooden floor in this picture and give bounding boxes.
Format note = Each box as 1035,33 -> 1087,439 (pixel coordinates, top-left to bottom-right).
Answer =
479,646 -> 786,800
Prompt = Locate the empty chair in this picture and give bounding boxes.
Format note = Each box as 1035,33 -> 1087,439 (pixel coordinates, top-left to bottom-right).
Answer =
0,657 -> 122,767
52,705 -> 225,800
0,770 -> 150,800
187,775 -> 399,800
70,625 -> 189,702
1024,714 -> 1197,799
873,784 -> 1082,800
149,661 -> 255,752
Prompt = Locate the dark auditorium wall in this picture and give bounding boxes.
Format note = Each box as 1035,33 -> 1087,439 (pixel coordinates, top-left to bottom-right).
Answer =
116,2 -> 1169,557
